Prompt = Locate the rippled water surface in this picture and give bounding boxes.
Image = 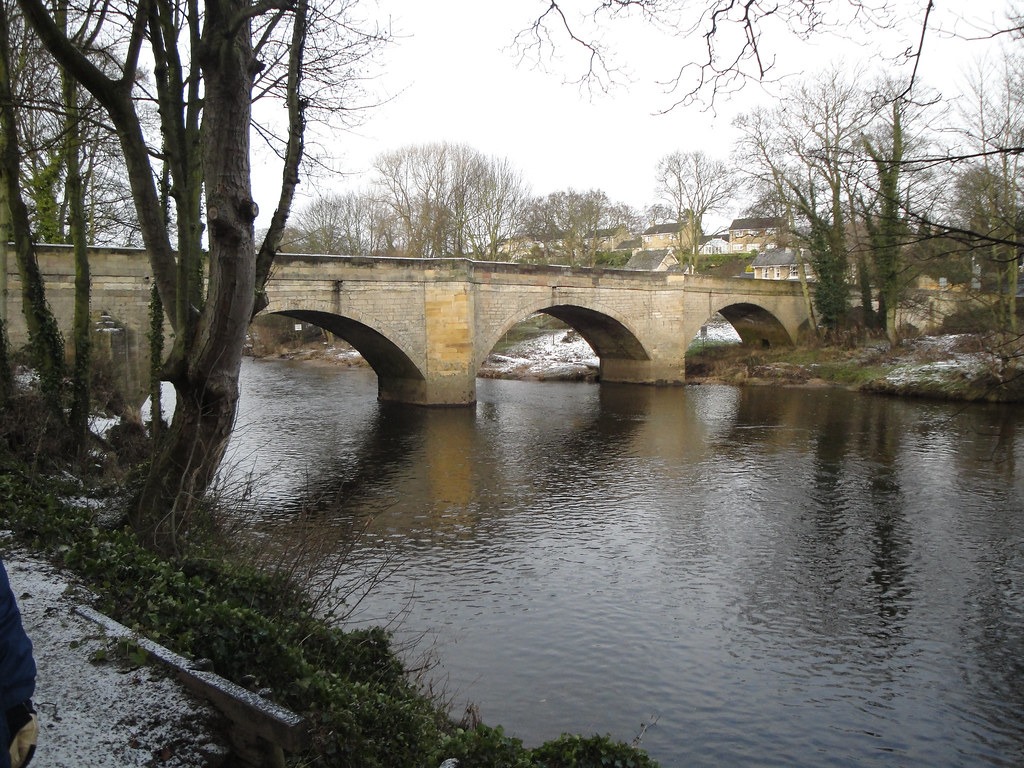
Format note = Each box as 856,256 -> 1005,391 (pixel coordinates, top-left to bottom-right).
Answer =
224,359 -> 1024,766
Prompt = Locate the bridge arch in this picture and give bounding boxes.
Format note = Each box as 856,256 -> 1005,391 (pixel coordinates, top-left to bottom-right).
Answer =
683,276 -> 816,351
713,302 -> 795,348
477,299 -> 651,379
260,309 -> 427,402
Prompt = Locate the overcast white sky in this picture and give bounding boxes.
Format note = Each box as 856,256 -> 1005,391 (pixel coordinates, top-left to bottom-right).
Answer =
253,0 -> 1012,231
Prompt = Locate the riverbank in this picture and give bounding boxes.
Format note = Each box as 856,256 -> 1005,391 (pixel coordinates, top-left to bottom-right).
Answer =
259,328 -> 1024,403
688,332 -> 1024,402
0,454 -> 662,767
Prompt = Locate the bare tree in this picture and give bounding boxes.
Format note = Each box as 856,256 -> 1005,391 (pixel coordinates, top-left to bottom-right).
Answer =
374,142 -> 456,258
0,2 -> 112,456
733,104 -> 817,329
373,142 -> 531,260
525,188 -> 611,266
655,150 -> 736,272
605,201 -> 643,237
465,155 -> 531,261
286,195 -> 346,254
286,191 -> 387,255
0,0 -> 65,417
735,64 -> 875,328
860,95 -> 908,340
855,77 -> 946,341
2,3 -> 137,246
952,51 -> 1024,333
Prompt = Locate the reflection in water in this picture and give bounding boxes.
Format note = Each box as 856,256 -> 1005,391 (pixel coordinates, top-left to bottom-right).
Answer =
222,360 -> 1024,766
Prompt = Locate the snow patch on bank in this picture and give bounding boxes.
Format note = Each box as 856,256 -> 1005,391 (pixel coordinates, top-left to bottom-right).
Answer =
882,334 -> 1000,387
1,544 -> 228,767
482,331 -> 600,379
694,315 -> 743,344
481,315 -> 741,379
884,356 -> 988,386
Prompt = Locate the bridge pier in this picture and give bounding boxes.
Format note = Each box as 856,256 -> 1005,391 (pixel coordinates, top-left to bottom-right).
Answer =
600,357 -> 686,386
377,373 -> 476,407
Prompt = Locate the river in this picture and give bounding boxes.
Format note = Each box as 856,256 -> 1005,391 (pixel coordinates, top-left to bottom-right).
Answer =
221,357 -> 1024,767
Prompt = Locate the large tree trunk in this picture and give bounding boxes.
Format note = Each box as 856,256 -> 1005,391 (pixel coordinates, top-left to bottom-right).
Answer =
857,253 -> 875,329
68,110 -> 91,459
795,251 -> 817,334
866,100 -> 905,344
131,380 -> 240,553
60,1 -> 92,459
0,321 -> 10,406
131,0 -> 258,555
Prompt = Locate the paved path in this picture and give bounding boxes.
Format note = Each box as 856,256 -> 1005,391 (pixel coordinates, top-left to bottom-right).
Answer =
2,543 -> 227,767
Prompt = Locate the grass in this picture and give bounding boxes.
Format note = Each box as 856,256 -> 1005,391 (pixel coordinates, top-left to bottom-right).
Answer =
808,360 -> 891,386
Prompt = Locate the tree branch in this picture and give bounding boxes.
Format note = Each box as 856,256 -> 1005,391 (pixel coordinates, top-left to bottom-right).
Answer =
897,0 -> 933,102
254,0 -> 309,310
16,0 -> 120,102
229,0 -> 294,38
17,0 -> 181,327
513,1 -> 617,92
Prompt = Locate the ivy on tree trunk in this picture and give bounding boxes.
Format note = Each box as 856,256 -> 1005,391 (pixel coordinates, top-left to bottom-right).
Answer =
17,0 -> 309,554
0,3 -> 66,421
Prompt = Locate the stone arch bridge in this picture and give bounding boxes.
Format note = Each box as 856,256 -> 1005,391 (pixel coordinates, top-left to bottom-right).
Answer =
4,246 -> 813,405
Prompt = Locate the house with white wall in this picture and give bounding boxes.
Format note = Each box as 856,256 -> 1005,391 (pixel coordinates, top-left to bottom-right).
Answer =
750,248 -> 814,281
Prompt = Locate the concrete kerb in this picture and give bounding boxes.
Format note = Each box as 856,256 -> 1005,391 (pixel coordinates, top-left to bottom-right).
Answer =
75,605 -> 310,768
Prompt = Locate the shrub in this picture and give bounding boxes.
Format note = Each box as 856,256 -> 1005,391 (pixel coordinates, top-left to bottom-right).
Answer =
531,733 -> 659,768
429,724 -> 533,768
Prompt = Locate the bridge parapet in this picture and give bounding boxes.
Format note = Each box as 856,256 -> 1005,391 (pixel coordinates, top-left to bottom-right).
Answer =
3,244 -> 154,341
271,254 -> 687,289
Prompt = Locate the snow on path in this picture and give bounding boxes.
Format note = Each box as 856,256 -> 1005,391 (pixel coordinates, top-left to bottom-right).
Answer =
1,543 -> 227,767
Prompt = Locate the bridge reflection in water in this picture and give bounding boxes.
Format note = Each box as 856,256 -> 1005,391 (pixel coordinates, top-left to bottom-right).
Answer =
221,358 -> 1024,767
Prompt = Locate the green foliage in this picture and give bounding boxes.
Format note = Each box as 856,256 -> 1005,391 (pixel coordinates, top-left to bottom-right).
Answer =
148,285 -> 164,438
697,252 -> 751,275
531,733 -> 659,768
12,246 -> 67,417
430,724 -> 532,768
809,361 -> 888,386
0,460 -> 451,765
594,251 -> 631,268
28,152 -> 63,243
806,230 -> 849,329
